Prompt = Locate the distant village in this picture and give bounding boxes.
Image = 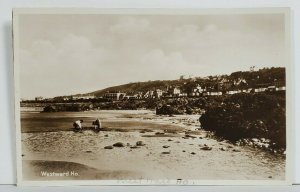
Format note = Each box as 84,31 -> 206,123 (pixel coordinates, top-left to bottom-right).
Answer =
31,67 -> 286,103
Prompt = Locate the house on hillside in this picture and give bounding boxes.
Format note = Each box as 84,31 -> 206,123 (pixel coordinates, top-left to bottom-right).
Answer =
103,92 -> 125,100
190,84 -> 206,96
234,78 -> 248,86
154,89 -> 163,98
35,96 -> 43,101
218,79 -> 232,91
144,90 -> 154,98
73,94 -> 95,100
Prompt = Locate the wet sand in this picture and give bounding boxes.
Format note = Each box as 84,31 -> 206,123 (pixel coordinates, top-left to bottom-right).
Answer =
21,110 -> 285,181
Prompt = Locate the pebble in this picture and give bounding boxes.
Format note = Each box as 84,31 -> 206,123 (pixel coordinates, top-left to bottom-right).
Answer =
104,146 -> 113,149
85,150 -> 92,153
163,145 -> 170,148
130,146 -> 141,149
113,142 -> 125,147
200,146 -> 212,151
233,149 -> 241,152
191,152 -> 196,155
220,147 -> 227,151
168,139 -> 173,141
182,150 -> 186,152
161,151 -> 171,154
136,141 -> 145,146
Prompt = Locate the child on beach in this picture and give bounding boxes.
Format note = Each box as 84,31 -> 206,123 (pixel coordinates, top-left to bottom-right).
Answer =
73,120 -> 83,131
93,118 -> 102,130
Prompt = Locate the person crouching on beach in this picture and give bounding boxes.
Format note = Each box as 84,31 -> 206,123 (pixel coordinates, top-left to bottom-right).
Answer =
73,120 -> 83,131
93,118 -> 102,130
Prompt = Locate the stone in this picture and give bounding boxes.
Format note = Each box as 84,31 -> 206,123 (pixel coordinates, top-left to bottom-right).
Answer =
168,139 -> 173,141
233,149 -> 241,152
163,145 -> 170,148
161,151 -> 171,154
130,146 -> 141,149
104,146 -> 113,149
220,147 -> 227,151
200,146 -> 212,151
191,152 -> 196,155
113,142 -> 125,147
136,141 -> 145,146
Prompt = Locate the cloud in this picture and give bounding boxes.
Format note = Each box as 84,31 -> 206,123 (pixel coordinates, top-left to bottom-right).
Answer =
18,14 -> 285,99
20,34 -> 109,98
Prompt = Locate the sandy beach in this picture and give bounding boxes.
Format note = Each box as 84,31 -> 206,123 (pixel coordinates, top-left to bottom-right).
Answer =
21,110 -> 285,181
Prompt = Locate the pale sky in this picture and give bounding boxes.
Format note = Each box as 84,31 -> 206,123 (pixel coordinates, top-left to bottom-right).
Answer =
18,13 -> 286,99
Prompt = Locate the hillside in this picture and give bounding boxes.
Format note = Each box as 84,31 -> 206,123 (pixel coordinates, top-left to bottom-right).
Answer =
90,80 -> 185,97
89,67 -> 285,97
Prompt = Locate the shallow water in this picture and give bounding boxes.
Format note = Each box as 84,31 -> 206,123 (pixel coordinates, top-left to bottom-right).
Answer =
21,110 -> 184,133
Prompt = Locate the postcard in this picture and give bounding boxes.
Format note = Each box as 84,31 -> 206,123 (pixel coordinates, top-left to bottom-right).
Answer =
13,8 -> 293,186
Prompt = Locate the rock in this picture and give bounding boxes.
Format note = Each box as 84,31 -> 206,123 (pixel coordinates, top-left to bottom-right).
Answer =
191,152 -> 196,155
104,134 -> 109,137
136,141 -> 145,146
227,145 -> 234,148
161,151 -> 170,154
140,130 -> 146,133
113,142 -> 125,147
85,150 -> 92,153
268,176 -> 272,179
21,154 -> 25,157
155,132 -> 164,135
204,144 -> 208,147
220,147 -> 227,151
233,149 -> 241,152
262,143 -> 269,149
200,146 -> 212,150
182,137 -> 189,139
185,134 -> 196,138
163,145 -> 170,148
199,137 -> 203,139
182,150 -> 186,152
104,146 -> 113,149
130,146 -> 141,149
168,139 -> 173,141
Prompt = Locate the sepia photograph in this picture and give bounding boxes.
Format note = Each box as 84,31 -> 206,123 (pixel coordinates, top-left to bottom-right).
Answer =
13,8 -> 292,185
